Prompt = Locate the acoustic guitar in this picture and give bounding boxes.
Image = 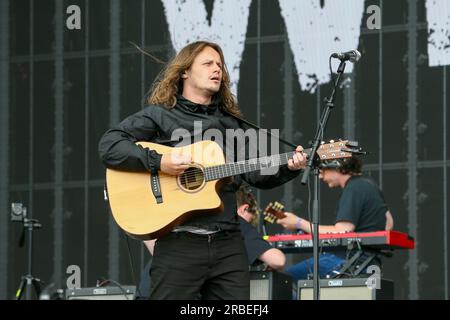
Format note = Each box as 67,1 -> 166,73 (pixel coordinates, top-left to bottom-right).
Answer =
106,139 -> 353,239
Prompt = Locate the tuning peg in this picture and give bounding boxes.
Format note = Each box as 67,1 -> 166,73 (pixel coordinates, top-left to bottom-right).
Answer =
345,141 -> 359,148
340,146 -> 368,155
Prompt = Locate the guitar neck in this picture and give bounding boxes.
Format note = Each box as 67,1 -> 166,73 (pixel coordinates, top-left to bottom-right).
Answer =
204,148 -> 312,181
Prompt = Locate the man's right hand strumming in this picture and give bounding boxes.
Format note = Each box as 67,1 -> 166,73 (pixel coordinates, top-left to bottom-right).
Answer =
160,153 -> 192,175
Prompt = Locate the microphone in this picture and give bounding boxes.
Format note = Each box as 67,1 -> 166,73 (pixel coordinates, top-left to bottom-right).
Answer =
331,49 -> 361,63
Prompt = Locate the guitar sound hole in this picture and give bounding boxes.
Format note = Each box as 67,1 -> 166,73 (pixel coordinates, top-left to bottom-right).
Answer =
179,167 -> 205,191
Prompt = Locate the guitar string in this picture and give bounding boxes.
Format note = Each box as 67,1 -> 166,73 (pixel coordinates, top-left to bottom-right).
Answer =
152,141 -> 346,181
176,153 -> 293,179
164,145 -> 347,180
175,154 -> 292,181
157,146 -> 347,181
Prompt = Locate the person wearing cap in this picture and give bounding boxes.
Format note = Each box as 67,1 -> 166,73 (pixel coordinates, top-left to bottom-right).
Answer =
276,156 -> 394,281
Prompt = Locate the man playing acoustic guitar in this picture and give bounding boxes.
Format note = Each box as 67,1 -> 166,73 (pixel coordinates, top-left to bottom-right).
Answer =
99,41 -> 306,300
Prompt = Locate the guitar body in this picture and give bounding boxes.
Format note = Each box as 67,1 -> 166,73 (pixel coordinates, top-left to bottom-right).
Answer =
106,140 -> 226,240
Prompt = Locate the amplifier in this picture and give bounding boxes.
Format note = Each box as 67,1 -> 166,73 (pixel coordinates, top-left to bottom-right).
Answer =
250,271 -> 293,300
65,286 -> 136,300
298,278 -> 394,300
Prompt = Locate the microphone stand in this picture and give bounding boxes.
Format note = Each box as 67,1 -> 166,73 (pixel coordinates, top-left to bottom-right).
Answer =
300,59 -> 347,300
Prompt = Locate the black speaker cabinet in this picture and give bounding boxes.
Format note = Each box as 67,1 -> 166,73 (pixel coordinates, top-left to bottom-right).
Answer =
250,271 -> 293,300
298,278 -> 394,300
65,286 -> 136,300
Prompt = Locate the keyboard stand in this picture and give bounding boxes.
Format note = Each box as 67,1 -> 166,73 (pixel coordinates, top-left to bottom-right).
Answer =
333,242 -> 390,278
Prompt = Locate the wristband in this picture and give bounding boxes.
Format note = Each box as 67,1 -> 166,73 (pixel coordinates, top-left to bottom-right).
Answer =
295,217 -> 302,230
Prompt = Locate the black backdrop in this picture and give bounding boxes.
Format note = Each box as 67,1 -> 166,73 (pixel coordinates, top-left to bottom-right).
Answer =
0,0 -> 449,300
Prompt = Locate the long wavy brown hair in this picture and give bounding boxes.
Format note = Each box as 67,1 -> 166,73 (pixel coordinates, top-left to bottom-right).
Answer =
147,41 -> 242,117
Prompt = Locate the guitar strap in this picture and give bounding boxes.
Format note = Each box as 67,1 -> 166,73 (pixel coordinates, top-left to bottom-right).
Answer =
154,109 -> 299,149
221,108 -> 298,149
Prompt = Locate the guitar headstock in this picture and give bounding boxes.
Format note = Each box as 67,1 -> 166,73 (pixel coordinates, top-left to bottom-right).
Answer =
316,139 -> 363,161
263,201 -> 286,224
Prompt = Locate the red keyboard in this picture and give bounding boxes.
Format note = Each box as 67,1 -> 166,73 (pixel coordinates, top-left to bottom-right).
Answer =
264,230 -> 415,252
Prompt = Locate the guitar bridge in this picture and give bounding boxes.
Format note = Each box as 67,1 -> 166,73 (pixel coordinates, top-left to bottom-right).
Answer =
150,172 -> 163,204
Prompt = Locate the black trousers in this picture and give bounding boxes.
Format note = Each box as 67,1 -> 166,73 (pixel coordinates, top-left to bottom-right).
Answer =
149,230 -> 250,300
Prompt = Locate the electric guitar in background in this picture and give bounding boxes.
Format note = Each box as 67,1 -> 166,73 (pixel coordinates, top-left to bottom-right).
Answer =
263,201 -> 287,224
106,139 -> 361,240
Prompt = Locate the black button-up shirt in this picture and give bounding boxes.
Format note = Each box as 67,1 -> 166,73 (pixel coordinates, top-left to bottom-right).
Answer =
98,95 -> 300,231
